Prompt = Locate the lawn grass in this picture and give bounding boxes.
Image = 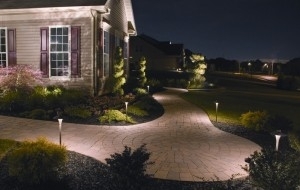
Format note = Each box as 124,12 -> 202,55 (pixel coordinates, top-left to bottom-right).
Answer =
0,139 -> 17,160
180,80 -> 300,130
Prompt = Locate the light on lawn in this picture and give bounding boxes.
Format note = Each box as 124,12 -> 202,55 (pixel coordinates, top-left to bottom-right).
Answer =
215,101 -> 219,122
147,85 -> 150,94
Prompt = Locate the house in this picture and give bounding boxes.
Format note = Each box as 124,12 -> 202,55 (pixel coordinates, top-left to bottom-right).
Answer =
129,34 -> 185,71
0,0 -> 136,95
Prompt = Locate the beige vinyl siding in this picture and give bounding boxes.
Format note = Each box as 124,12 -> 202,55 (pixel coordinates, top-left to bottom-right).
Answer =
0,15 -> 94,91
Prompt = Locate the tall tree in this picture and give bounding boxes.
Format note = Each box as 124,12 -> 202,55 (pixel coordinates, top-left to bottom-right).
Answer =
187,54 -> 207,89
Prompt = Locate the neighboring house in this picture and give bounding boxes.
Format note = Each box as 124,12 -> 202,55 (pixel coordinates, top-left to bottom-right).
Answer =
0,0 -> 136,95
129,34 -> 185,71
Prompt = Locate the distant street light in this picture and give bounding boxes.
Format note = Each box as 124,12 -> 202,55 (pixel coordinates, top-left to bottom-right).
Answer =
125,102 -> 128,122
215,101 -> 219,122
58,119 -> 63,146
248,62 -> 252,78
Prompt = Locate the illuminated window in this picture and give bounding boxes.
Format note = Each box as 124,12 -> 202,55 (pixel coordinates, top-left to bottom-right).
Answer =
49,26 -> 70,77
0,28 -> 7,68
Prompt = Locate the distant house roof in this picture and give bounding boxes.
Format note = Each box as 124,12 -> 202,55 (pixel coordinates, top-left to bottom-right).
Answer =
138,34 -> 183,55
0,0 -> 107,9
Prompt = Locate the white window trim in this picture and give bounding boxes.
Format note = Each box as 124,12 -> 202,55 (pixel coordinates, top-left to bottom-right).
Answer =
49,25 -> 71,80
0,27 -> 8,69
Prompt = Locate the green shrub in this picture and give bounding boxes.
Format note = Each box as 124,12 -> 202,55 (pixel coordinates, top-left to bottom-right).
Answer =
146,78 -> 163,93
99,109 -> 136,124
133,95 -> 162,112
264,114 -> 293,133
0,139 -> 18,160
133,88 -> 148,96
128,105 -> 148,117
240,110 -> 269,131
0,90 -> 27,112
243,148 -> 300,190
64,106 -> 92,119
289,131 -> 300,152
20,109 -> 49,120
105,144 -> 152,190
8,137 -> 67,185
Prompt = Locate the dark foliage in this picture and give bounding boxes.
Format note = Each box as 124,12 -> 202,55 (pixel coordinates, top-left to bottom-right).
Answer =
244,148 -> 300,190
105,144 -> 152,190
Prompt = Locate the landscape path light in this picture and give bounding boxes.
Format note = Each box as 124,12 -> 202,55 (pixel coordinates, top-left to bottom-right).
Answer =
58,118 -> 63,146
147,85 -> 150,94
125,101 -> 128,122
272,130 -> 286,151
215,101 -> 219,122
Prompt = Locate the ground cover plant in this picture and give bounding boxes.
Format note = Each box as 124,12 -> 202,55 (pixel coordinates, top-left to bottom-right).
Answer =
0,64 -> 164,125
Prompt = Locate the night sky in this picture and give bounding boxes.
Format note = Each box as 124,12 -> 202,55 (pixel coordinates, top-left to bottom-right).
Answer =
132,0 -> 300,61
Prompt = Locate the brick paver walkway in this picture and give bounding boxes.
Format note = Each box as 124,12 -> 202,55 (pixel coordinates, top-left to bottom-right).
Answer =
0,88 -> 261,181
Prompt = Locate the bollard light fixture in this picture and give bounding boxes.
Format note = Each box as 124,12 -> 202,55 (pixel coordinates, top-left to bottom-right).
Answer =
125,102 -> 128,122
215,101 -> 219,122
58,118 -> 63,146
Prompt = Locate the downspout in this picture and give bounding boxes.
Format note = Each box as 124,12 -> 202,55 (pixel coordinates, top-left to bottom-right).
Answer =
90,9 -> 97,96
90,8 -> 110,96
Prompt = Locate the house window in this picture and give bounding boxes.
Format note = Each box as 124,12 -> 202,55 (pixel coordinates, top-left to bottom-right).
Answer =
49,26 -> 70,77
0,28 -> 7,68
103,30 -> 110,76
40,26 -> 80,78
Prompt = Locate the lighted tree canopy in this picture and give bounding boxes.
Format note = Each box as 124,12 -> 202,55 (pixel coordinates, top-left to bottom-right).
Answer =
187,53 -> 207,89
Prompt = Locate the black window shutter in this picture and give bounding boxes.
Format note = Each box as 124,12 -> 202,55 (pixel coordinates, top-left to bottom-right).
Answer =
7,29 -> 16,66
40,27 -> 49,78
71,26 -> 81,78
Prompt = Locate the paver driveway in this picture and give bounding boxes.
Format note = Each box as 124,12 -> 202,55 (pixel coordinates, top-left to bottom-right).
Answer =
0,88 -> 261,181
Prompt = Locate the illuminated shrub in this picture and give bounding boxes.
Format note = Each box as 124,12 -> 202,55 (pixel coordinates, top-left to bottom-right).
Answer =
137,56 -> 147,88
0,139 -> 18,160
105,144 -> 152,190
146,78 -> 163,93
133,87 -> 148,97
20,109 -> 50,120
64,106 -> 92,119
243,148 -> 300,190
0,90 -> 25,112
112,46 -> 126,96
0,65 -> 42,93
289,131 -> 300,152
7,137 -> 67,185
127,105 -> 148,117
133,95 -> 162,112
240,110 -> 269,131
99,109 -> 136,124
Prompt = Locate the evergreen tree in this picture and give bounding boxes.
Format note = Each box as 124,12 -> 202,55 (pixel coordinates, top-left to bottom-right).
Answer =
187,54 -> 207,89
112,46 -> 126,96
138,56 -> 147,88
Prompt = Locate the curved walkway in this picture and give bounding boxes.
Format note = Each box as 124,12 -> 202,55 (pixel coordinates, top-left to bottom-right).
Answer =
0,88 -> 260,182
